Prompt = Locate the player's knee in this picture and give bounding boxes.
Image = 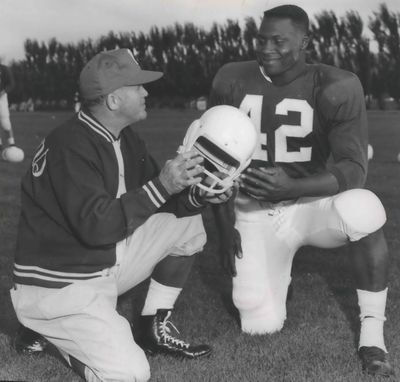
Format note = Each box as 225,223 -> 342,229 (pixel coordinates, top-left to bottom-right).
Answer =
334,189 -> 386,240
232,284 -> 264,312
233,286 -> 285,334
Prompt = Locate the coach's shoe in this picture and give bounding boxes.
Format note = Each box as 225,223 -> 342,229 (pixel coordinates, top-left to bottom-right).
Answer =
14,324 -> 48,354
359,346 -> 395,377
136,309 -> 211,359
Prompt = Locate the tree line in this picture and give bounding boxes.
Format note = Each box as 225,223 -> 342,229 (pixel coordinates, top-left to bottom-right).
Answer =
7,3 -> 400,109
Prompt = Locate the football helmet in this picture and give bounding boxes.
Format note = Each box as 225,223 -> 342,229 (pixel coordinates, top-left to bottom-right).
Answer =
178,105 -> 258,194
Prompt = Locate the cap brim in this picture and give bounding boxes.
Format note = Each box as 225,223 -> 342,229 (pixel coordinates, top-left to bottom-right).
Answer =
130,70 -> 163,85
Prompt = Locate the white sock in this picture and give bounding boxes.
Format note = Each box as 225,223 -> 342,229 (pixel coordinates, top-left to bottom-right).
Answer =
357,288 -> 388,352
141,278 -> 182,316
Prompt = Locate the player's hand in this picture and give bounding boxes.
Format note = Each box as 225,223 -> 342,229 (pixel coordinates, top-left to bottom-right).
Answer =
159,149 -> 204,195
239,166 -> 296,202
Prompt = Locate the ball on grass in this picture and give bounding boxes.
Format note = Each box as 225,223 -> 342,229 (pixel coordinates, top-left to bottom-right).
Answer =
2,146 -> 25,163
367,144 -> 374,160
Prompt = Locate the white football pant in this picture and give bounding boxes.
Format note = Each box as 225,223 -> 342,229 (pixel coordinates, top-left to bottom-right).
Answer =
232,189 -> 386,335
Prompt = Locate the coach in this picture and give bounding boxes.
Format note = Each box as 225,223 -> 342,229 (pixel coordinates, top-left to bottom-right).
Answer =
10,48 -> 231,382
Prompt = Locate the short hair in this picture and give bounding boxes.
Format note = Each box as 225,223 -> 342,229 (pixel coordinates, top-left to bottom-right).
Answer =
263,5 -> 309,33
81,94 -> 107,110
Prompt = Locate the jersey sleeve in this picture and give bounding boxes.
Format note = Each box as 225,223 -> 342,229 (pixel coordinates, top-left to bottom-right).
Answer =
320,73 -> 368,190
208,64 -> 236,108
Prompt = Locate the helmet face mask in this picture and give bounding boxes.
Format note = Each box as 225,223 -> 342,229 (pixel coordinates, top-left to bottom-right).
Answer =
179,105 -> 258,194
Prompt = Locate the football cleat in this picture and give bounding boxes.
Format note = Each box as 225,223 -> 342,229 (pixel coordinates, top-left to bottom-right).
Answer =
14,324 -> 48,354
135,309 -> 212,359
358,346 -> 395,377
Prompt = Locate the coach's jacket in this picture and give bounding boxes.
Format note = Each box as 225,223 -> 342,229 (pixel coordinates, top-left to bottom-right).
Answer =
13,110 -> 205,288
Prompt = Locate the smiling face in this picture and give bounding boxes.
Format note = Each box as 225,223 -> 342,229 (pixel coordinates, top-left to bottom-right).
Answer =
256,16 -> 308,80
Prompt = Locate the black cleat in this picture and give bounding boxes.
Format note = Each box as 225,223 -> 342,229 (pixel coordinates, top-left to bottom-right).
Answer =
359,346 -> 395,377
14,324 -> 48,354
135,309 -> 211,359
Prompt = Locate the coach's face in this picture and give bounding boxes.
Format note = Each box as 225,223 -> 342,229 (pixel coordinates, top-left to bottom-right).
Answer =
113,85 -> 148,123
256,17 -> 307,78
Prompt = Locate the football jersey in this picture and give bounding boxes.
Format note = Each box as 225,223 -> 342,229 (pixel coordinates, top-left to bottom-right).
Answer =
209,61 -> 368,191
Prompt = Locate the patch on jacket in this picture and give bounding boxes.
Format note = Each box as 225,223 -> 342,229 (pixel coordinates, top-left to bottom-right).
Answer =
32,140 -> 49,177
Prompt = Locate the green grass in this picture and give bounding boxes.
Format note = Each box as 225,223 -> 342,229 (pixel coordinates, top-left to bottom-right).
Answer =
0,109 -> 399,382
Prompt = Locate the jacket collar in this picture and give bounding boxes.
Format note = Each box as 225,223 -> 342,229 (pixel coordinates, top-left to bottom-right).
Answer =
78,110 -> 117,143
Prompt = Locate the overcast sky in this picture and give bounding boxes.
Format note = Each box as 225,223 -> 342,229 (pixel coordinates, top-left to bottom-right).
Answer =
1,0 -> 399,63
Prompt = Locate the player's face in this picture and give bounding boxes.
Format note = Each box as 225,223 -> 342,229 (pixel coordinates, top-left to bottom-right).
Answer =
256,17 -> 306,77
115,85 -> 148,123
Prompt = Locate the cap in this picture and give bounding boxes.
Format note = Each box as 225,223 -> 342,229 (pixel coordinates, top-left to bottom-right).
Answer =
79,48 -> 163,100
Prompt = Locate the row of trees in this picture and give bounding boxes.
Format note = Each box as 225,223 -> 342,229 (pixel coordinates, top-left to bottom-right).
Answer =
6,3 -> 400,109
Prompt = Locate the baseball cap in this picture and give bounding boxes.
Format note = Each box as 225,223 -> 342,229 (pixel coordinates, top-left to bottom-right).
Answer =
79,48 -> 163,99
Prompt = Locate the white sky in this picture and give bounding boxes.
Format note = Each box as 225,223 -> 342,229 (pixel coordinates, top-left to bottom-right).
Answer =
1,0 -> 399,63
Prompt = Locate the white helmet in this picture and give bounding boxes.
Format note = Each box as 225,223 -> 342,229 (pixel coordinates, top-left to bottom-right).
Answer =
178,105 -> 258,194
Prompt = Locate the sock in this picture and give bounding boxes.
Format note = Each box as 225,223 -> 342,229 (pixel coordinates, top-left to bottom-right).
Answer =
141,278 -> 182,316
5,131 -> 15,145
357,288 -> 388,352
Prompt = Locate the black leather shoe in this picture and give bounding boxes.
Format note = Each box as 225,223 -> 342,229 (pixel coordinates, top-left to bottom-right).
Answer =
14,324 -> 48,354
135,309 -> 211,359
359,346 -> 395,377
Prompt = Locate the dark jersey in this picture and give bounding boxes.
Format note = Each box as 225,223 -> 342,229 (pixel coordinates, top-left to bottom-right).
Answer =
209,61 -> 368,191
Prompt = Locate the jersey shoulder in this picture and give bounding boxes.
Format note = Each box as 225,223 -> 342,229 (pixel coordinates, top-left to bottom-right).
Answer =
311,63 -> 364,105
213,61 -> 259,86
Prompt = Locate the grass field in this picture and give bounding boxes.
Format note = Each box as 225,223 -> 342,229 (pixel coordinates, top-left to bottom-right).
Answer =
0,109 -> 399,382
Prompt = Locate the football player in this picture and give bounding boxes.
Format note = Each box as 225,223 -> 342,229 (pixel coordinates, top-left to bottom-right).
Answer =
210,5 -> 394,377
0,64 -> 25,162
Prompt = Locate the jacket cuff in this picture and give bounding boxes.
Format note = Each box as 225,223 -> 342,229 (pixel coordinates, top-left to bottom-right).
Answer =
142,178 -> 171,208
188,185 -> 205,208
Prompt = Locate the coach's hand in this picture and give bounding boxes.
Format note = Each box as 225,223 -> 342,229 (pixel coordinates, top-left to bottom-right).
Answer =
159,149 -> 204,195
239,166 -> 296,202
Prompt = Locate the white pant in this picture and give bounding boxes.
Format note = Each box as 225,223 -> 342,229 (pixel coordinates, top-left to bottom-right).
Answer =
11,213 -> 206,382
232,189 -> 385,334
0,92 -> 12,132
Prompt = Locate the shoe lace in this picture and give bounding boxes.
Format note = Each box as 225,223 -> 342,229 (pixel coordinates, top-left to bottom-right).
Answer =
160,311 -> 189,349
